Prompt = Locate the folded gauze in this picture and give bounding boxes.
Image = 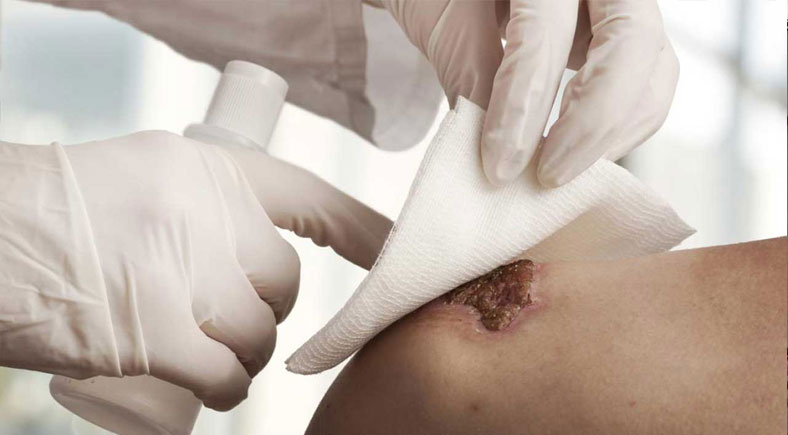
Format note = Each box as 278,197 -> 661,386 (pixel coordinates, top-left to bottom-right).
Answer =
286,97 -> 695,374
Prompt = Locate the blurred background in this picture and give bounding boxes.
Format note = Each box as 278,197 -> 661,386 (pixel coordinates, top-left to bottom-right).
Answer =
0,0 -> 785,433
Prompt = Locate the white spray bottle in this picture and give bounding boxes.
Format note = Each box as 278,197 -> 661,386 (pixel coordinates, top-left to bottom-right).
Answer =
49,60 -> 288,435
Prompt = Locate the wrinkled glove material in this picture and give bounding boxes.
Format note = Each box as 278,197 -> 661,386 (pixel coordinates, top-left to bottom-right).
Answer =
0,133 -> 305,410
0,143 -> 120,379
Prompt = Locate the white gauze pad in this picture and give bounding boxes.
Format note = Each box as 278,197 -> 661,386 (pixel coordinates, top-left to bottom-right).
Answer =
286,98 -> 694,374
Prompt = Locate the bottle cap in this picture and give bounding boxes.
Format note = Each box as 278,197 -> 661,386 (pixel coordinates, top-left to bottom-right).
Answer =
203,60 -> 288,149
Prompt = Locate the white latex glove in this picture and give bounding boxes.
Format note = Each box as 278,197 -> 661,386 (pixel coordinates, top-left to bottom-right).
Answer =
0,132 -> 299,410
221,145 -> 392,271
381,0 -> 678,187
0,131 -> 390,411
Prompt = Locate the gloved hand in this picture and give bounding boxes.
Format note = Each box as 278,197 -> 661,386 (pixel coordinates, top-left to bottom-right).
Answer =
0,131 -> 391,411
221,145 -> 392,271
380,0 -> 678,187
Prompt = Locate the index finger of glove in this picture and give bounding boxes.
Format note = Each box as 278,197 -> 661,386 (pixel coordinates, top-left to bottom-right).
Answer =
481,0 -> 578,186
537,0 -> 666,187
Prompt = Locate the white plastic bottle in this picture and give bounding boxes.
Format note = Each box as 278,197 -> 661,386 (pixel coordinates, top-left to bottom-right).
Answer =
49,60 -> 288,435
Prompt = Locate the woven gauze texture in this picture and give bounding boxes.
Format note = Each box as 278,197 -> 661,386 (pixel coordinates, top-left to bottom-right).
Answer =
287,97 -> 694,374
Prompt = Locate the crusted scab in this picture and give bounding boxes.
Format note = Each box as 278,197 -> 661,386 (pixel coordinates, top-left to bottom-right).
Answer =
444,260 -> 535,331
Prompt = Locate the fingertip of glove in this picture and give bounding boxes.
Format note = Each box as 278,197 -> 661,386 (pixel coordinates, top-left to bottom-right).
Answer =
536,161 -> 574,189
201,375 -> 250,412
481,146 -> 528,186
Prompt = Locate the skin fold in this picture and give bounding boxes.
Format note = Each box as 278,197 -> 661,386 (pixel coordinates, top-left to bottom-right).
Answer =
307,237 -> 787,435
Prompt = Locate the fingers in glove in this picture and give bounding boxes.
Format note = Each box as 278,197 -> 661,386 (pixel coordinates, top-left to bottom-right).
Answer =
481,0 -> 578,186
382,0 -> 502,108
192,263 -> 278,378
203,146 -> 301,322
537,0 -> 666,187
149,325 -> 251,412
242,227 -> 299,323
426,0 -> 504,108
603,41 -> 679,161
224,146 -> 393,271
232,209 -> 299,323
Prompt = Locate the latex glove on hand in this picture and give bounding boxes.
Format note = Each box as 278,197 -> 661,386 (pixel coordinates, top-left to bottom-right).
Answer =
1,132 -> 298,411
222,145 -> 392,271
381,0 -> 679,187
0,131 -> 391,410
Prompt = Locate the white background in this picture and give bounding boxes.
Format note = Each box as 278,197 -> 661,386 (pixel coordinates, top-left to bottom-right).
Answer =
0,0 -> 785,433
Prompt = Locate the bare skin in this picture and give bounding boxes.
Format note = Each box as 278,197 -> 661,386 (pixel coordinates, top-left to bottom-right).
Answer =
307,237 -> 787,435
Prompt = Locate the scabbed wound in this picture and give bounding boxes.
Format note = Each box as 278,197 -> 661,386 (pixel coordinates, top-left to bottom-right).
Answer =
444,260 -> 534,330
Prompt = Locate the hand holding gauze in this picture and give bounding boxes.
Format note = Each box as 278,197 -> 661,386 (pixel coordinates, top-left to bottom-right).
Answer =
380,0 -> 678,187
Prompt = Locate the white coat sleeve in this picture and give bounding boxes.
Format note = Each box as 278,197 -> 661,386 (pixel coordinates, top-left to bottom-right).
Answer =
0,142 -> 121,379
28,0 -> 444,150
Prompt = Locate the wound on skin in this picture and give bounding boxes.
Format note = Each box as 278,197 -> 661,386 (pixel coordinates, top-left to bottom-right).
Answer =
443,260 -> 535,331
